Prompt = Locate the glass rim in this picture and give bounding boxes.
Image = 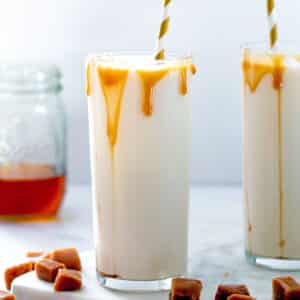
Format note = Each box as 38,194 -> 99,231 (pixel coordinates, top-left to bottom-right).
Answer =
86,51 -> 193,67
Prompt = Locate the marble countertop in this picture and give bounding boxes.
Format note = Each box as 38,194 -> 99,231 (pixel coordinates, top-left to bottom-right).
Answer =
0,185 -> 298,299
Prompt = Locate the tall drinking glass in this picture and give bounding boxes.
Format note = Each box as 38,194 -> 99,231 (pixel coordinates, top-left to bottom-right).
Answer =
242,43 -> 300,270
86,54 -> 195,291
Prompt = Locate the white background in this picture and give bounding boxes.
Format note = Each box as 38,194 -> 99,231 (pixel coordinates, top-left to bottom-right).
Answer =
0,0 -> 297,184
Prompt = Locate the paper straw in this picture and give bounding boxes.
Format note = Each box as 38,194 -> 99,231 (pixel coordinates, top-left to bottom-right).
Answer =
155,0 -> 171,60
267,0 -> 278,49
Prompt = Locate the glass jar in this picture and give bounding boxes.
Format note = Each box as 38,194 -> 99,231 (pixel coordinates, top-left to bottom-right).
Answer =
0,64 -> 66,220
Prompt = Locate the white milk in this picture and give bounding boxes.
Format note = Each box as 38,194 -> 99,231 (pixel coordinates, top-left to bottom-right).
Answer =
243,48 -> 300,259
86,55 -> 195,280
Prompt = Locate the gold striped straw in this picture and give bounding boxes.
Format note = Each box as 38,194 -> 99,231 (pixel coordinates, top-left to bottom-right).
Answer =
267,0 -> 278,49
155,0 -> 171,60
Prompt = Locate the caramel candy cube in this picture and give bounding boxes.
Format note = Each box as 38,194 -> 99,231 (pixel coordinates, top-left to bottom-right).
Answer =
170,278 -> 203,300
272,276 -> 300,300
215,285 -> 250,300
0,291 -> 15,300
228,295 -> 255,300
54,269 -> 82,292
50,248 -> 81,270
4,261 -> 34,290
35,259 -> 65,282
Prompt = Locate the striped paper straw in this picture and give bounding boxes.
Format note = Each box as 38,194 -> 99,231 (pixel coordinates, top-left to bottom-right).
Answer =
155,0 -> 171,60
267,0 -> 278,49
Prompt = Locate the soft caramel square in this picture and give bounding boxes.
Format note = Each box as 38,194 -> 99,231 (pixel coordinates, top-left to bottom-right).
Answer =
272,276 -> 300,300
170,278 -> 203,300
215,284 -> 250,300
5,262 -> 34,290
50,248 -> 81,271
54,269 -> 82,292
36,259 -> 65,282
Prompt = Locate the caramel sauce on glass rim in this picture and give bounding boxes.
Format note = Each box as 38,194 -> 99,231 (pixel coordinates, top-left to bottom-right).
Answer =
86,53 -> 196,153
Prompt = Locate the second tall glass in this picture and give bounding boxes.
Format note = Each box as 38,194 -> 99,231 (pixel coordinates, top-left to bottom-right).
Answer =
242,43 -> 300,270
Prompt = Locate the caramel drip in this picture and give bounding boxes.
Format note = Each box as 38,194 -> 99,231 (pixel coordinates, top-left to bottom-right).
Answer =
190,64 -> 197,75
272,55 -> 285,258
179,64 -> 197,96
179,67 -> 188,96
272,55 -> 284,90
243,59 -> 273,93
97,67 -> 129,151
243,54 -> 284,93
86,62 -> 92,96
137,69 -> 169,116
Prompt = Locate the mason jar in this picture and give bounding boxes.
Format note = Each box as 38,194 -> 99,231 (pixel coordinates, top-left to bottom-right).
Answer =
0,64 -> 66,220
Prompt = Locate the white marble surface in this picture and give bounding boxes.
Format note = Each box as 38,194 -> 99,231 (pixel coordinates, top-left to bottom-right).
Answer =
1,185 -> 300,299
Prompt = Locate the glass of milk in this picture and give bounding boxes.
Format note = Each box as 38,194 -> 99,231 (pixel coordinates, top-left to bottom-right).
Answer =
86,53 -> 195,290
242,43 -> 300,270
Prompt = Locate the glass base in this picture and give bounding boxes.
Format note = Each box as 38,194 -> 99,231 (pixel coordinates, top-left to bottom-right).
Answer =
246,250 -> 300,271
97,272 -> 172,292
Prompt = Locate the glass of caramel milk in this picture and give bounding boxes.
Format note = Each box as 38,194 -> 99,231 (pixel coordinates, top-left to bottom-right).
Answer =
86,54 -> 195,291
242,43 -> 300,270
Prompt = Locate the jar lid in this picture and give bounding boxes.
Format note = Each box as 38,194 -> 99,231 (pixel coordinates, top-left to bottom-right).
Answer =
0,64 -> 63,94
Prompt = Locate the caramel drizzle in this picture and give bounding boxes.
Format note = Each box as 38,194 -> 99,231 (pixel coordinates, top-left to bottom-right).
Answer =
137,69 -> 169,116
243,60 -> 272,93
97,67 -> 129,153
86,62 -> 92,97
90,65 -> 195,178
137,65 -> 196,116
179,64 -> 197,96
179,67 -> 188,96
190,63 -> 197,75
88,62 -> 196,144
243,54 -> 286,257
